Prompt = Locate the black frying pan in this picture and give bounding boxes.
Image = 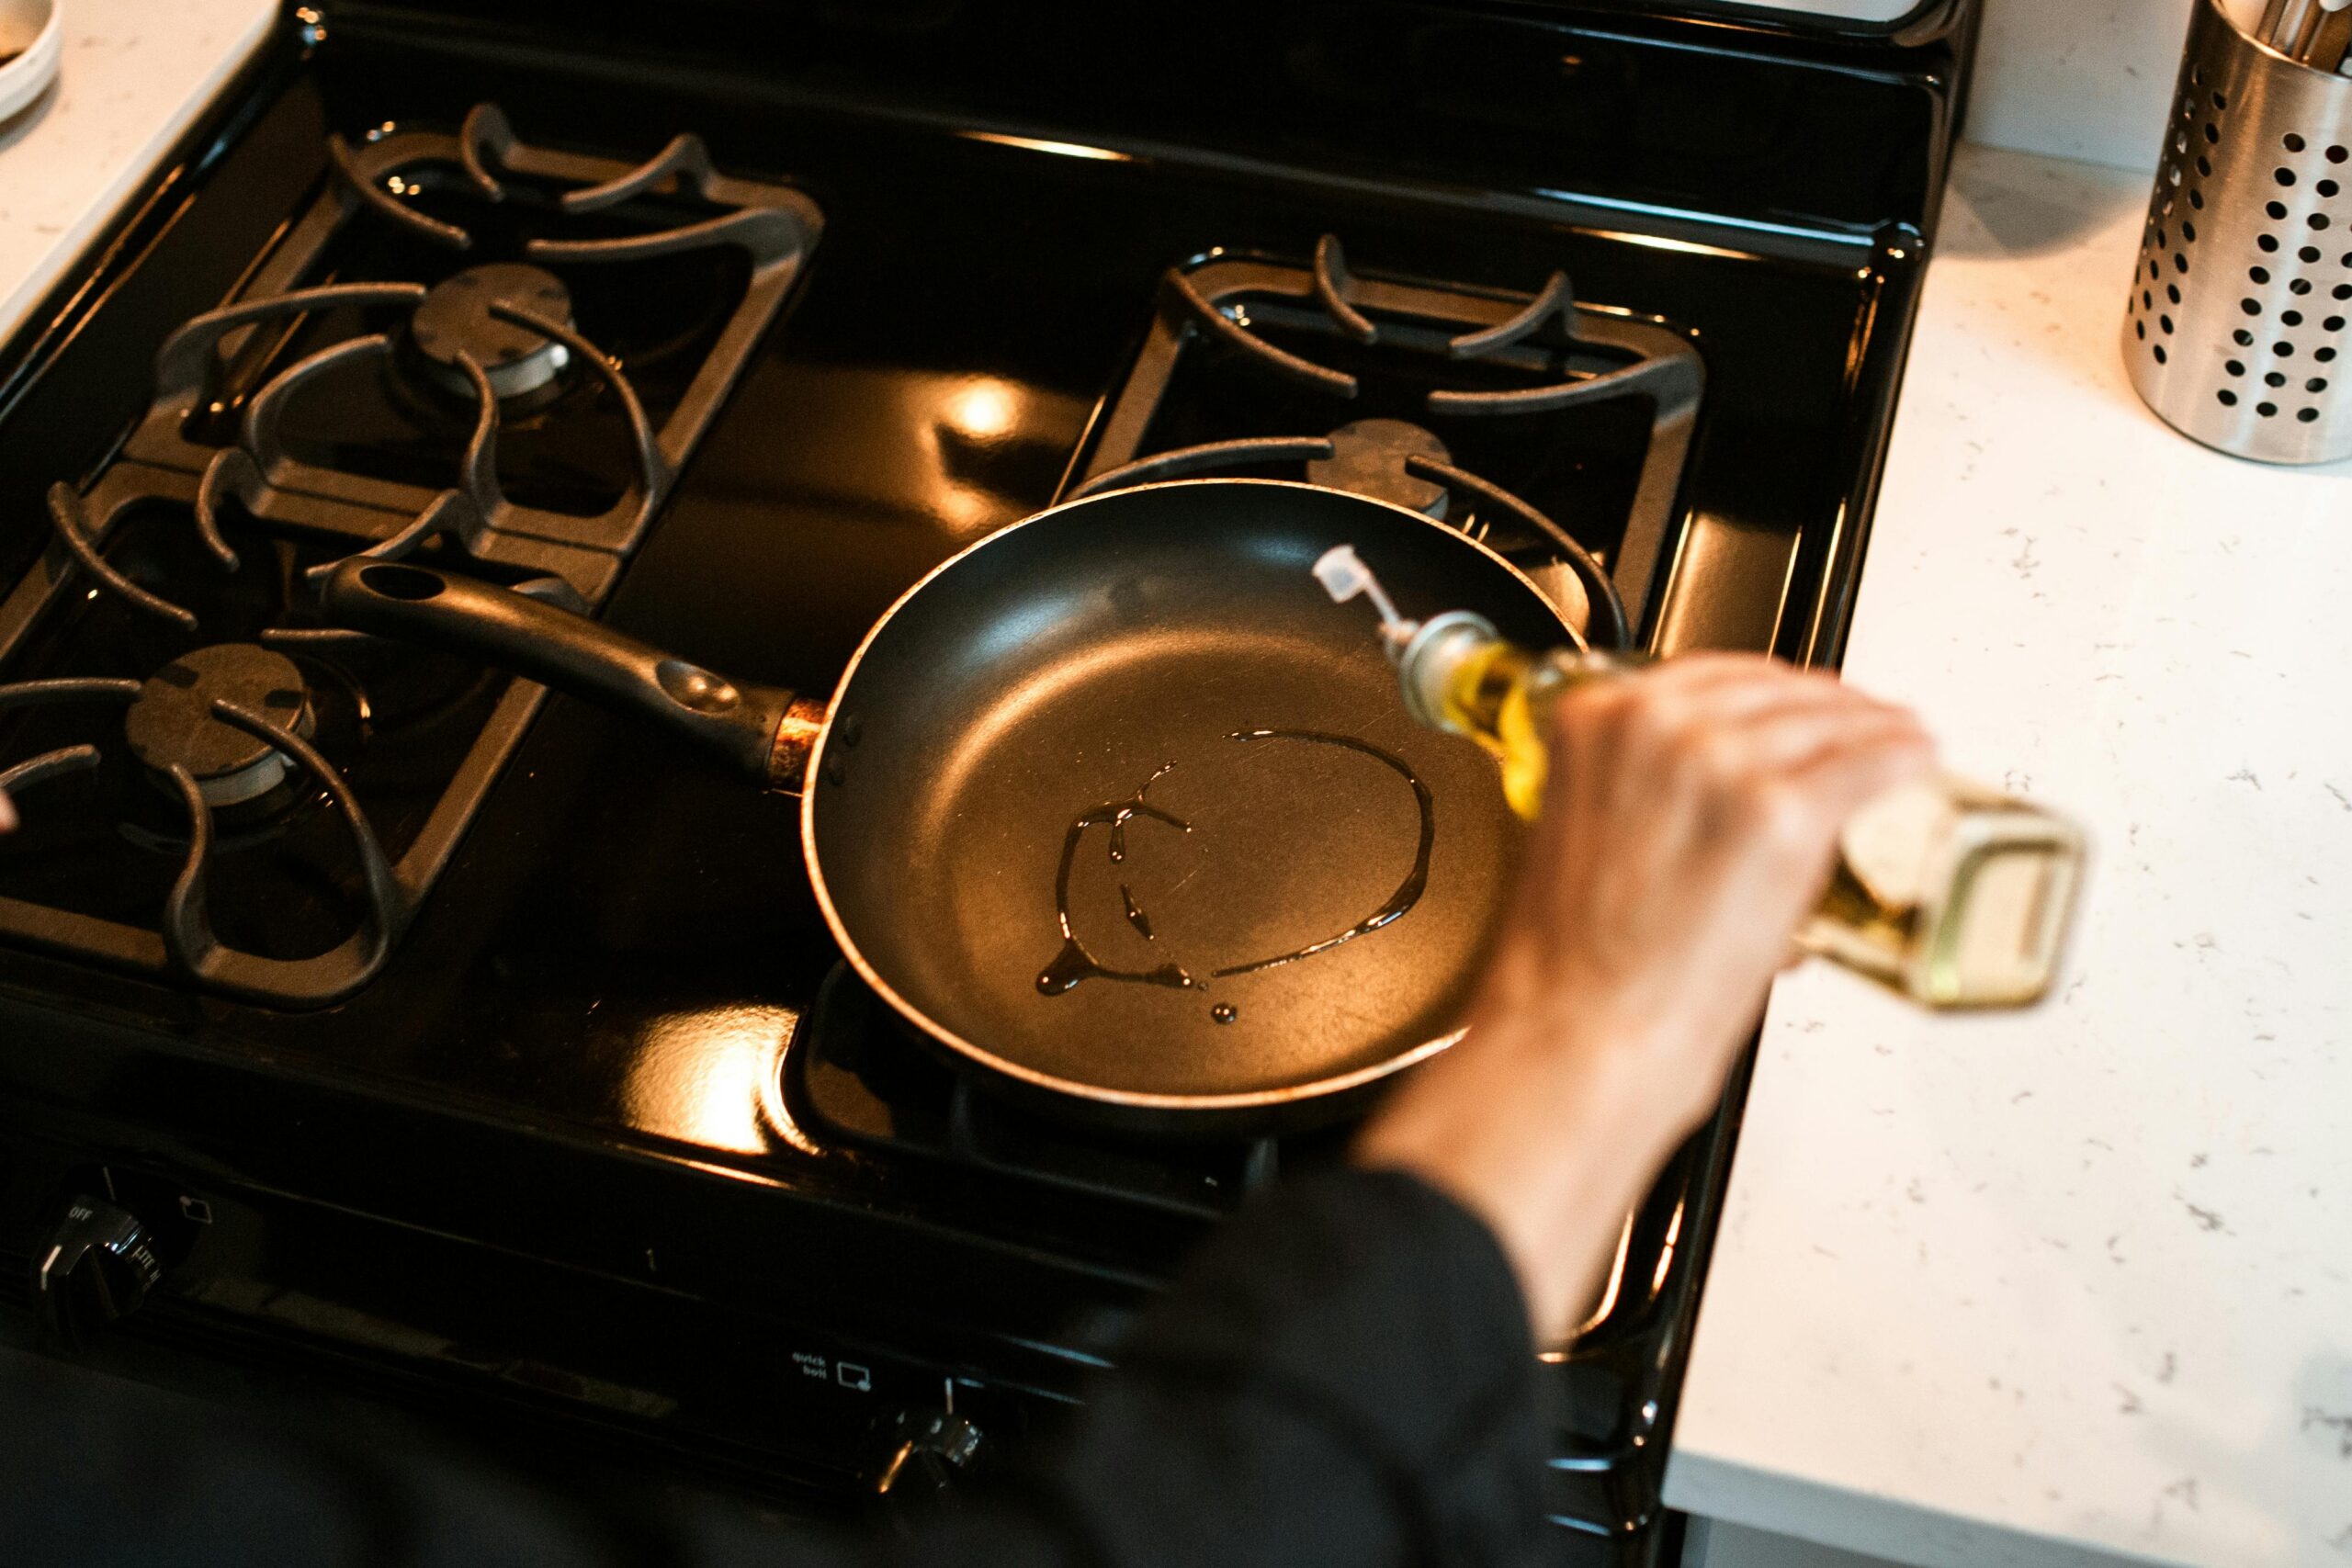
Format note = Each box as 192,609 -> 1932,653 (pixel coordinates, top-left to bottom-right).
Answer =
322,480 -> 1577,1134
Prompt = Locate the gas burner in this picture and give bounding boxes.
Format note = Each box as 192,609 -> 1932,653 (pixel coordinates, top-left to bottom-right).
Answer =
788,964 -> 1295,1219
410,264 -> 576,402
22,101 -> 823,623
0,667 -> 411,1004
1079,237 -> 1704,637
122,645 -> 314,808
141,278 -> 673,616
1306,419 -> 1453,518
1072,429 -> 1626,648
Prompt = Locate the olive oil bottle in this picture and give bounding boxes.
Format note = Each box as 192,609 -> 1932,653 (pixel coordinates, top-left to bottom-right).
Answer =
1315,548 -> 2086,1010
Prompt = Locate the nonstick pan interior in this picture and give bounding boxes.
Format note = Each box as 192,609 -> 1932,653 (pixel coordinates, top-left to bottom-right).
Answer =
806,481 -> 1574,1122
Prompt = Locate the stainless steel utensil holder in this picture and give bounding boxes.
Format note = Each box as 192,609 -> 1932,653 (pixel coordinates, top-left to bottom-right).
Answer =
2127,0 -> 2352,462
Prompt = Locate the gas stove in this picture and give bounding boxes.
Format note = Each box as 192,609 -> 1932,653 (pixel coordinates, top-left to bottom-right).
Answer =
0,4 -> 1976,1561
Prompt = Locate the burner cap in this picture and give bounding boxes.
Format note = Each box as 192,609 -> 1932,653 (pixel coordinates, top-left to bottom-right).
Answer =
124,644 -> 314,808
410,264 -> 575,400
1307,419 -> 1452,518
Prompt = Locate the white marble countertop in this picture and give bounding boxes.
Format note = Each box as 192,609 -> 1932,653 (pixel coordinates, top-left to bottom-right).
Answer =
0,0 -> 277,347
1665,141 -> 2352,1568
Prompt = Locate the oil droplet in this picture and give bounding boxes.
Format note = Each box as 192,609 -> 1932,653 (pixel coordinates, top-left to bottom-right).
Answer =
1120,884 -> 1154,940
1211,1003 -> 1238,1024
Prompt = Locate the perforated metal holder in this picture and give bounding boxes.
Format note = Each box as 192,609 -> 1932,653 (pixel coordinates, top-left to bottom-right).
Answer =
2127,0 -> 2352,463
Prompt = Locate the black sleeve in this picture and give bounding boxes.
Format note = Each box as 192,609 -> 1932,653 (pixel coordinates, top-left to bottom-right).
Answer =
0,1168 -> 1549,1568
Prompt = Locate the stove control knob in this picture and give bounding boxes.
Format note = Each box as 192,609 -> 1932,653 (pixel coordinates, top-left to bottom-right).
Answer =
35,1196 -> 164,1349
873,1408 -> 983,1499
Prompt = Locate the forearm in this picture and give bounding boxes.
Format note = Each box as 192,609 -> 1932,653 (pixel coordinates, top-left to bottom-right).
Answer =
1354,1010 -> 1689,1339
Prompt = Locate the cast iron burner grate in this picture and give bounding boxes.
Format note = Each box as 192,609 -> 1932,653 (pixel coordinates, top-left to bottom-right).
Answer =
52,100 -> 825,611
1067,236 -> 1705,647
788,964 -> 1303,1221
0,105 -> 825,1005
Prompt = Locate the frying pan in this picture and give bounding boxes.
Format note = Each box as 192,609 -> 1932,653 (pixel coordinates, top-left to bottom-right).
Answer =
321,479 -> 1579,1134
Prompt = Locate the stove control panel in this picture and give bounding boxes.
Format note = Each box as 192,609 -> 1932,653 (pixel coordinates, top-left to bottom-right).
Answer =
0,1135 -> 1056,1502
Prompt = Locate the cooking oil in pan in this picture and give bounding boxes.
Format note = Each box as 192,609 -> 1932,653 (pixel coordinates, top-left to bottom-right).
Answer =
1119,885 -> 1154,940
1035,731 -> 1437,1010
1206,731 -> 1434,979
1314,546 -> 2086,1010
1036,766 -> 1198,997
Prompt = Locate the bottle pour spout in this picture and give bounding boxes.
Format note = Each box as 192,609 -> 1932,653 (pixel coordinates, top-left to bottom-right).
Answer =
1312,545 -> 1419,660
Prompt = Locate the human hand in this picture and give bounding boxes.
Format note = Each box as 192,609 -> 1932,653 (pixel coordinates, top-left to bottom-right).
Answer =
1354,655 -> 1935,1335
0,788 -> 14,833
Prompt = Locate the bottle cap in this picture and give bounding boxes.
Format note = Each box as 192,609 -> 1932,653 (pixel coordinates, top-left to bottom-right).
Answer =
1312,545 -> 1419,659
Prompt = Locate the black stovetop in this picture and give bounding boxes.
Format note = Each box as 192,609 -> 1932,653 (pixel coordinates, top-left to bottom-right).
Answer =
0,3 -> 1974,1558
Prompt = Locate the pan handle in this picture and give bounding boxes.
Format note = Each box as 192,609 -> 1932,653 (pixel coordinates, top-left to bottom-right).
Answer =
318,560 -> 820,792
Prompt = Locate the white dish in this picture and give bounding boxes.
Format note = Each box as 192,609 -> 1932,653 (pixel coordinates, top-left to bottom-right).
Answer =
0,0 -> 61,129
1691,0 -> 1927,21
